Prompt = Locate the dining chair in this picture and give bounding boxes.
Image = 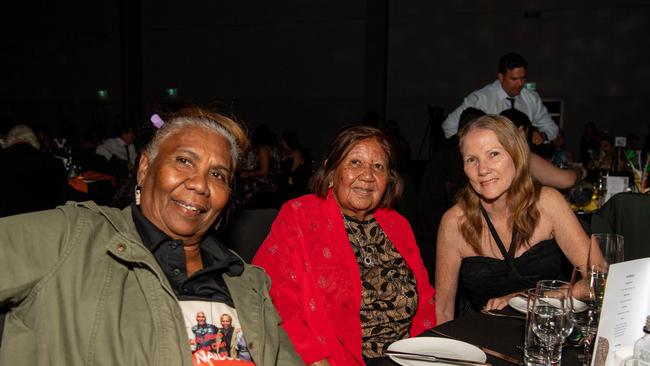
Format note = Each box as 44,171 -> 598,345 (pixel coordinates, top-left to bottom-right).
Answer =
590,192 -> 650,261
219,208 -> 279,263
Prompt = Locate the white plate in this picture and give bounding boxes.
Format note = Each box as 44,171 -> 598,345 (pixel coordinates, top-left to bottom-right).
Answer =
387,337 -> 486,366
508,296 -> 588,314
508,296 -> 529,314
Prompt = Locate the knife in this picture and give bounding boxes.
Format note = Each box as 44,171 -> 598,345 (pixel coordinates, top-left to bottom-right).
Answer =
385,350 -> 491,366
428,329 -> 524,366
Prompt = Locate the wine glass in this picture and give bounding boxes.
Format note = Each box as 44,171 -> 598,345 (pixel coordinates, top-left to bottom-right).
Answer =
588,233 -> 623,310
570,266 -> 606,366
532,280 -> 574,365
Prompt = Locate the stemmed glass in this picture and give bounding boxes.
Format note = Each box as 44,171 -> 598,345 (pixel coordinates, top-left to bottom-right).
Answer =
570,266 -> 606,366
588,233 -> 623,308
531,280 -> 574,365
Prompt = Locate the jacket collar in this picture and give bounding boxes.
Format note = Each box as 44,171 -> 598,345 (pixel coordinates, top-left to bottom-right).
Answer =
68,201 -> 163,264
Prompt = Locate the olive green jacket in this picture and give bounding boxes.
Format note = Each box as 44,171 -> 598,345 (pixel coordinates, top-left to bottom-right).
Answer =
0,201 -> 301,366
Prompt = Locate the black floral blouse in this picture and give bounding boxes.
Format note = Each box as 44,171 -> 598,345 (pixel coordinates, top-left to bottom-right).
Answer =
343,214 -> 418,358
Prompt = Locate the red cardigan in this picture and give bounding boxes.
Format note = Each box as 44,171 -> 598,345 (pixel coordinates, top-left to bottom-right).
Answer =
253,192 -> 436,365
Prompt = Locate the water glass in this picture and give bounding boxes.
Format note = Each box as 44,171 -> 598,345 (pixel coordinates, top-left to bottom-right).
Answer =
524,288 -> 559,366
525,289 -> 560,366
531,281 -> 573,365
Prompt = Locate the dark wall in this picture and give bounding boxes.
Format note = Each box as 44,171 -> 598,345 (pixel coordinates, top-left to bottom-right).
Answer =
0,1 -> 123,138
141,1 -> 368,160
2,1 -> 649,159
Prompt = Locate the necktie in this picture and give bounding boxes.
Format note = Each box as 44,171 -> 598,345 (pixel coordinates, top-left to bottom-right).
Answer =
506,97 -> 516,109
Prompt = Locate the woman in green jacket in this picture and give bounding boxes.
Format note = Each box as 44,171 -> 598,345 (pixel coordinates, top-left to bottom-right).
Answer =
0,107 -> 301,366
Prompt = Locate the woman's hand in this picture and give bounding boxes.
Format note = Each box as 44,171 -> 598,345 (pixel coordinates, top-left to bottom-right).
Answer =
483,292 -> 520,311
307,360 -> 332,366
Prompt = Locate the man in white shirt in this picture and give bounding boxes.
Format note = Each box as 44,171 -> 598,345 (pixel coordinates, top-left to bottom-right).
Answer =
441,52 -> 559,141
95,125 -> 136,166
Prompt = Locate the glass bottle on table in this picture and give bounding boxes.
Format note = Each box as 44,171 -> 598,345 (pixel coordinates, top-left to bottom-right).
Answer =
634,315 -> 650,366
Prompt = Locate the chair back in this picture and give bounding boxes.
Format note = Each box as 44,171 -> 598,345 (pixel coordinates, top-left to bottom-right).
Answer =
591,192 -> 650,261
219,208 -> 278,263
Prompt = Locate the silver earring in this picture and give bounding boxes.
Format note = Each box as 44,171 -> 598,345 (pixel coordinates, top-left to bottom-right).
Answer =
214,216 -> 223,230
328,180 -> 333,188
135,185 -> 142,205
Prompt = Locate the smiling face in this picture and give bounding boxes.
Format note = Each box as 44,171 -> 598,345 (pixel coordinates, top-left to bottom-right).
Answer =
137,126 -> 232,245
331,138 -> 389,221
498,66 -> 527,97
461,128 -> 517,203
196,312 -> 206,326
220,314 -> 232,329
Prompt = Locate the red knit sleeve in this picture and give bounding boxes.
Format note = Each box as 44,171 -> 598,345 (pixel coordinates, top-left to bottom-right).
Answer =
252,200 -> 331,364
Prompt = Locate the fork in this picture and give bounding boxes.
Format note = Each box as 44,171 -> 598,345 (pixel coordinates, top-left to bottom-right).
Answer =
480,309 -> 526,320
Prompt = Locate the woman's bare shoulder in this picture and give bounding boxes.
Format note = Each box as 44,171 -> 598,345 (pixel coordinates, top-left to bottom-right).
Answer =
439,205 -> 464,238
536,186 -> 575,225
437,204 -> 470,255
537,186 -> 566,208
441,204 -> 464,223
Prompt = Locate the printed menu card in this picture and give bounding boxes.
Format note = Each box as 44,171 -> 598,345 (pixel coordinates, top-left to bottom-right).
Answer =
592,258 -> 650,366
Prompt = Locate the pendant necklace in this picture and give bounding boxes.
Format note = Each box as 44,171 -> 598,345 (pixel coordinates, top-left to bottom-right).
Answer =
343,214 -> 375,268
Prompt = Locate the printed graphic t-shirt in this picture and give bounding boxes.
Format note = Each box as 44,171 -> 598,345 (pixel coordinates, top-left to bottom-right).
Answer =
180,300 -> 255,366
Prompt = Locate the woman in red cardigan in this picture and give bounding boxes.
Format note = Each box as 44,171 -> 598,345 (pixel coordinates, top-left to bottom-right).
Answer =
253,125 -> 436,366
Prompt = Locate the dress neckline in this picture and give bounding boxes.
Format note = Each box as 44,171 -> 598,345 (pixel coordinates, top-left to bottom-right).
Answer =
462,239 -> 556,262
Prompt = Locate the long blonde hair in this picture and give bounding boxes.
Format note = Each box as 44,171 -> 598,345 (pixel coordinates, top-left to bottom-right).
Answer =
457,115 -> 540,254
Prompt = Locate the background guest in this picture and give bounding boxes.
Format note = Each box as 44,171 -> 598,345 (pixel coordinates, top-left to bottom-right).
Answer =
587,135 -> 628,172
278,129 -> 311,201
95,117 -> 137,171
435,115 -> 598,324
500,108 -> 583,190
254,125 -> 436,366
549,129 -> 575,167
579,121 -> 602,166
0,124 -> 66,217
441,52 -> 559,141
238,124 -> 281,208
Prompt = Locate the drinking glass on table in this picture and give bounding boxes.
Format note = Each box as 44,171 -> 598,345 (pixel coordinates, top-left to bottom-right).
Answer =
531,280 -> 574,366
588,233 -> 623,309
589,233 -> 624,270
570,266 -> 606,366
525,288 -> 550,366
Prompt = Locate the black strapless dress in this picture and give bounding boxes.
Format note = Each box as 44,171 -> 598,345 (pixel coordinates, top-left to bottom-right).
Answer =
458,207 -> 568,311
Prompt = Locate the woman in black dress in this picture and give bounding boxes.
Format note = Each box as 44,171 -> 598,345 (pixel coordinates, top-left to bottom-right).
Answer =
435,115 -> 603,324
